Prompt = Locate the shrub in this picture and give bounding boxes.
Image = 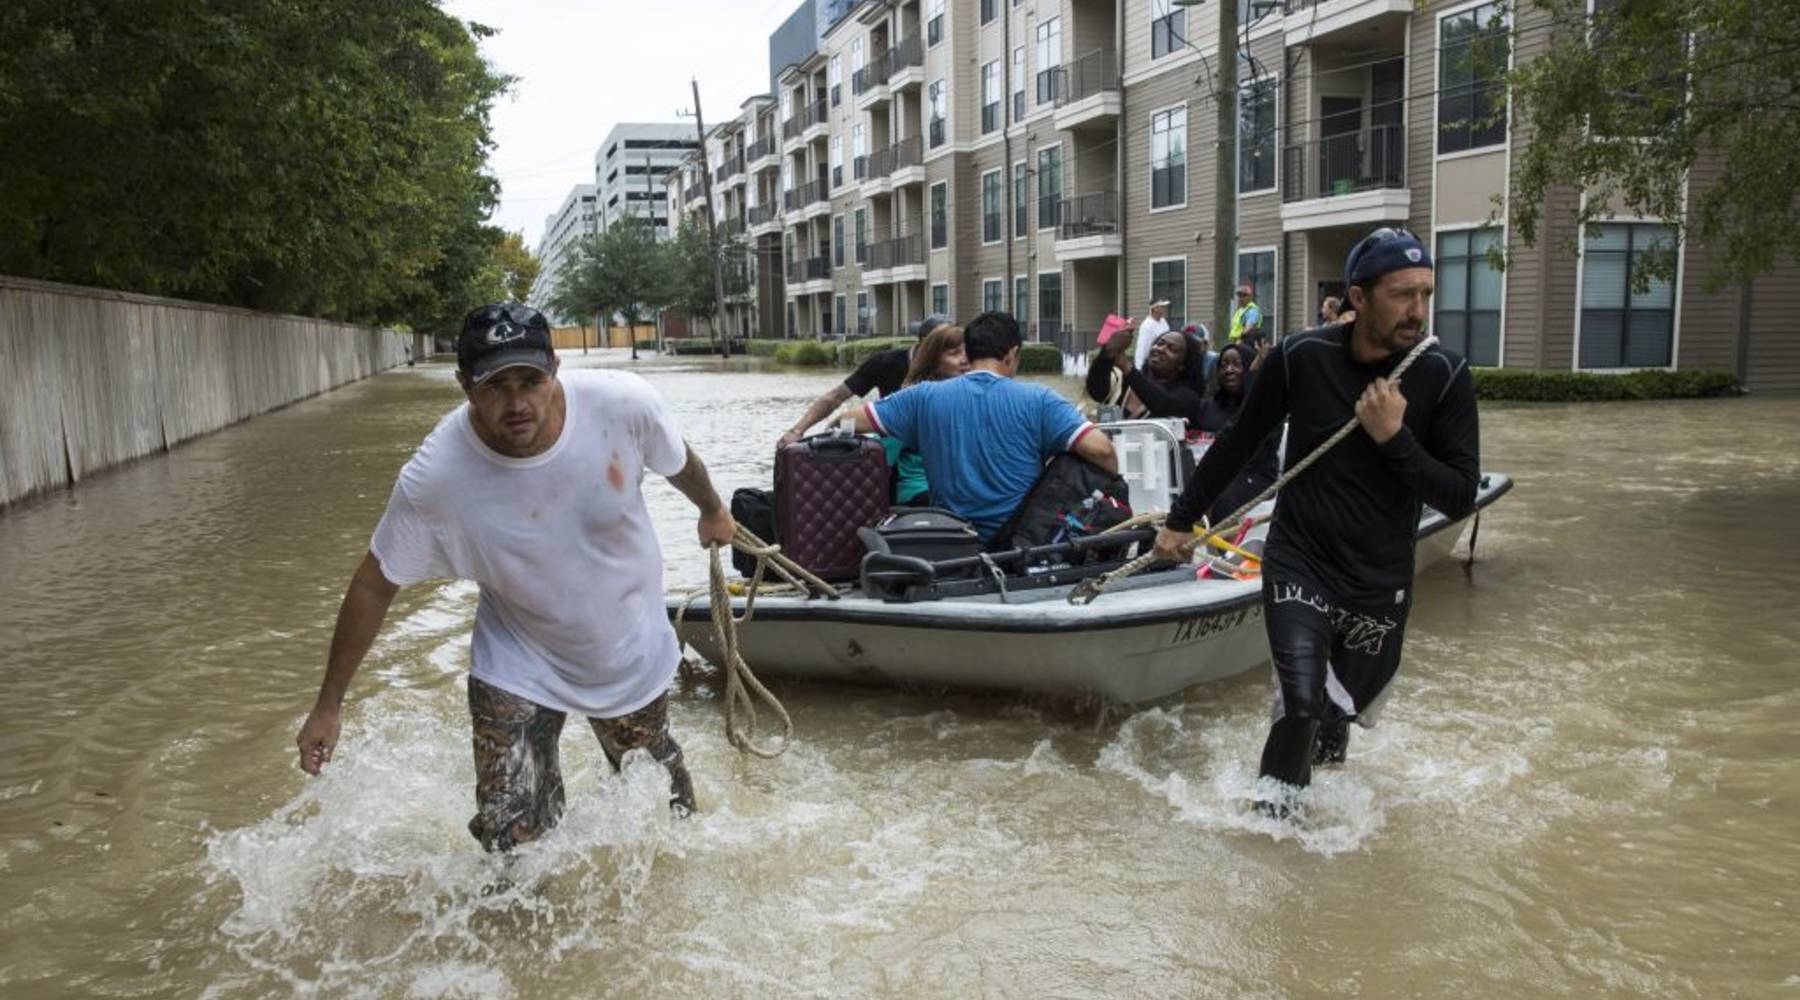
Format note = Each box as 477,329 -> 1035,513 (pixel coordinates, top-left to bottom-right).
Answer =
667,339 -> 722,356
1471,368 -> 1740,401
633,339 -> 657,353
842,337 -> 910,366
1016,343 -> 1064,374
775,341 -> 833,365
744,338 -> 786,357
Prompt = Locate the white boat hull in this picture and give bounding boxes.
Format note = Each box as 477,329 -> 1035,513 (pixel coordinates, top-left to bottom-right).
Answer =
670,473 -> 1510,704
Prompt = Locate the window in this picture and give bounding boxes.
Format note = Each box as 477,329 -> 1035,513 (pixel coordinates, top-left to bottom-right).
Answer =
851,123 -> 866,169
984,279 -> 1005,313
1013,162 -> 1029,238
1151,0 -> 1185,60
1039,271 -> 1063,339
1433,228 -> 1502,366
1438,1 -> 1510,154
1580,223 -> 1676,368
1035,19 -> 1062,104
932,282 -> 949,315
1150,258 -> 1187,327
830,55 -> 843,106
780,90 -> 792,124
928,0 -> 945,46
982,61 -> 1002,134
1014,275 -> 1029,323
1037,145 -> 1062,229
1237,250 -> 1276,338
835,294 -> 847,334
930,182 -> 948,248
855,208 -> 869,265
1012,47 -> 1027,121
851,38 -> 865,80
1239,78 -> 1277,193
928,80 -> 947,148
981,0 -> 997,25
856,291 -> 871,335
831,136 -> 844,188
834,214 -> 845,267
1151,106 -> 1186,209
982,170 -> 1003,243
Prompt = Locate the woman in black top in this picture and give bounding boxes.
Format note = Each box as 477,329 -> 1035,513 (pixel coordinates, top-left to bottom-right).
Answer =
1196,341 -> 1281,523
1085,327 -> 1207,427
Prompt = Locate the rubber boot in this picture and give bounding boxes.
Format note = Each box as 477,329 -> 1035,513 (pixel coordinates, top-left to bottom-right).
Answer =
1312,715 -> 1351,766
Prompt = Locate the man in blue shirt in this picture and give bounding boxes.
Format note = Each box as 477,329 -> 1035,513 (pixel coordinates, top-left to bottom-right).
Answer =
849,311 -> 1117,541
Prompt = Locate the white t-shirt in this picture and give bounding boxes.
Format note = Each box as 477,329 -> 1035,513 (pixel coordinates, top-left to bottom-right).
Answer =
369,369 -> 688,718
1133,315 -> 1172,369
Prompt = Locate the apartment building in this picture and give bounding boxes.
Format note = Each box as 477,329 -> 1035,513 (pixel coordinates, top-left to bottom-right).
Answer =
528,183 -> 598,321
594,123 -> 695,238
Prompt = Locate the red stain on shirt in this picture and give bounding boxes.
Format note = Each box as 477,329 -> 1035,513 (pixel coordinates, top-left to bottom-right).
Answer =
607,454 -> 625,491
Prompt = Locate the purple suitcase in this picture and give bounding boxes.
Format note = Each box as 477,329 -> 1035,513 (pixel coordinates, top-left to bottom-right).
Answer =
774,433 -> 891,582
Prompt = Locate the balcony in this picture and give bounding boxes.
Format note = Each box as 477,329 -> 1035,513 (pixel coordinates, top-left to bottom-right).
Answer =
683,183 -> 705,204
715,154 -> 745,187
1054,191 -> 1122,259
886,34 -> 925,90
785,255 -> 831,294
1279,124 -> 1410,231
747,203 -> 780,228
1285,0 -> 1412,45
746,135 -> 778,170
851,60 -> 889,106
1053,49 -> 1120,132
863,233 -> 927,284
889,135 -> 925,187
800,98 -> 830,145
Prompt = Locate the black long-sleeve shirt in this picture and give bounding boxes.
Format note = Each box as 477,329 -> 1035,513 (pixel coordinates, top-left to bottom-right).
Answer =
1168,325 -> 1480,605
1084,352 -> 1204,426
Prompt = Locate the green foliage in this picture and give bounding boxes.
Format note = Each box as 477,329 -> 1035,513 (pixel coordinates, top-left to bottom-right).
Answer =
668,339 -> 725,356
1507,0 -> 1800,287
1472,368 -> 1740,401
775,341 -> 834,365
743,339 -> 787,357
0,1 -> 510,330
667,219 -> 750,331
839,337 -> 911,365
548,219 -> 670,331
1016,343 -> 1065,374
634,339 -> 658,353
495,231 -> 540,304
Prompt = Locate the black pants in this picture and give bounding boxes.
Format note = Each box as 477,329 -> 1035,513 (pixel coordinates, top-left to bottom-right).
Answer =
1258,579 -> 1411,790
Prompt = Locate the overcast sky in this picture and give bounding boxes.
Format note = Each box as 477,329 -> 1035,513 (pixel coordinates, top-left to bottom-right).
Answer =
444,0 -> 797,248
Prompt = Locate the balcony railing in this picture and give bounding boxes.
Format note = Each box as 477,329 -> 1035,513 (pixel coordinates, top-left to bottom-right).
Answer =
881,33 -> 924,79
746,135 -> 777,163
851,61 -> 887,96
1281,124 -> 1406,203
782,98 -> 829,140
868,233 -> 925,270
715,154 -> 744,184
1054,48 -> 1118,107
782,178 -> 829,212
1056,191 -> 1119,239
747,203 -> 779,227
683,183 -> 705,203
867,134 -> 923,179
785,255 -> 830,283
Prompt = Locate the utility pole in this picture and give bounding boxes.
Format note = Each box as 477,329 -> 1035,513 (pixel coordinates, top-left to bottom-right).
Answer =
1212,0 -> 1239,345
684,79 -> 731,359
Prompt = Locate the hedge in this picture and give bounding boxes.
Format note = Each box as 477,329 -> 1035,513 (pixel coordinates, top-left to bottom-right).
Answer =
1017,343 -> 1064,374
633,339 -> 657,353
1471,368 -> 1740,401
774,341 -> 834,365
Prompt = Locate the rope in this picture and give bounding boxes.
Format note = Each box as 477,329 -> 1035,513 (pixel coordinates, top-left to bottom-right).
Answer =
674,525 -> 837,758
1069,335 -> 1440,605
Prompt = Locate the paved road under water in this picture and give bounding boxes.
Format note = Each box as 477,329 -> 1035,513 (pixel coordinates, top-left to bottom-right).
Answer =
0,353 -> 1795,998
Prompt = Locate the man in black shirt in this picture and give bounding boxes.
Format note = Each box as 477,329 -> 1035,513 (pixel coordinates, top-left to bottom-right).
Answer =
777,314 -> 951,448
1153,227 -> 1480,803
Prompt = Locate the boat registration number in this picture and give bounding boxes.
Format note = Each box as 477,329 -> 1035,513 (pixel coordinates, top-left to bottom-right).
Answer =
1168,607 -> 1256,647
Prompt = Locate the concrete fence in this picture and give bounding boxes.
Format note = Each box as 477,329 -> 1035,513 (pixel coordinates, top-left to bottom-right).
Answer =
0,276 -> 409,507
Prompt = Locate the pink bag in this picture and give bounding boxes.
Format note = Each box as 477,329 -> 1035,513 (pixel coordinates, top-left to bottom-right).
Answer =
1096,313 -> 1134,346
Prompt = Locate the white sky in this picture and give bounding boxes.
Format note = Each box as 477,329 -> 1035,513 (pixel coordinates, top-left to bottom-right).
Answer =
445,0 -> 798,247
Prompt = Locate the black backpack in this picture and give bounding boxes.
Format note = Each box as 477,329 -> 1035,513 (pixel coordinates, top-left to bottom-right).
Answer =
728,487 -> 777,577
989,453 -> 1132,553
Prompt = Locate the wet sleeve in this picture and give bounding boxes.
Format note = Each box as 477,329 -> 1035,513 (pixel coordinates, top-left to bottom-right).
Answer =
1378,359 -> 1480,519
867,383 -> 921,447
1166,344 -> 1291,532
626,374 -> 688,477
368,480 -> 449,586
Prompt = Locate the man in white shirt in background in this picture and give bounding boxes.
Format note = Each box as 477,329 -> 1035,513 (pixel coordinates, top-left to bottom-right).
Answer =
1131,298 -> 1172,370
294,303 -> 735,852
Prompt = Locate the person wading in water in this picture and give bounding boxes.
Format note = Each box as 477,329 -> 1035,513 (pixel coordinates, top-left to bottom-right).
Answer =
1152,228 -> 1480,813
294,303 -> 735,851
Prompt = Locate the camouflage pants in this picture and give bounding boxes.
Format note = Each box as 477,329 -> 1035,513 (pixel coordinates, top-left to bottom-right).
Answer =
466,675 -> 696,853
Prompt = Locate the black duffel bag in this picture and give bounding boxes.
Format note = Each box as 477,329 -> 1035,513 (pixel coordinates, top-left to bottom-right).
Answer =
989,453 -> 1132,553
729,487 -> 777,577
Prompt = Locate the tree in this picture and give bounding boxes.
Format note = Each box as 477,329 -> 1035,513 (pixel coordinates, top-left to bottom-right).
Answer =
545,235 -> 605,354
0,1 -> 510,331
668,219 -> 750,343
590,219 -> 672,358
495,231 -> 540,303
1507,0 -> 1799,286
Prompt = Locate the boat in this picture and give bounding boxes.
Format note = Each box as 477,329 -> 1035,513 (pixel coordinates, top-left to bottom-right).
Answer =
667,420 -> 1513,705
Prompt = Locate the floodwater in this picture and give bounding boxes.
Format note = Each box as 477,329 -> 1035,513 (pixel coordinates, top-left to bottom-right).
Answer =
0,352 -> 1795,999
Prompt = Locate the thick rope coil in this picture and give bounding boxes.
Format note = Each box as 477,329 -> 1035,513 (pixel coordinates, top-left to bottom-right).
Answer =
1069,335 -> 1441,605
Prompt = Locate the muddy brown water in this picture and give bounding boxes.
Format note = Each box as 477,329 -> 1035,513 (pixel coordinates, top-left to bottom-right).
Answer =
0,353 -> 1794,998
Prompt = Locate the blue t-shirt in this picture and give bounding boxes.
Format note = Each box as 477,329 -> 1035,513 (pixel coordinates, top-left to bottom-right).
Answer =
868,371 -> 1093,539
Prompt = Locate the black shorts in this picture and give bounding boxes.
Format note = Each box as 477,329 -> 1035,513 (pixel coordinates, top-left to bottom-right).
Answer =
1262,578 -> 1412,726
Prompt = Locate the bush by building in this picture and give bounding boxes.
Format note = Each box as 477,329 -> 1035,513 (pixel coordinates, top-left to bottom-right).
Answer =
1472,368 -> 1741,401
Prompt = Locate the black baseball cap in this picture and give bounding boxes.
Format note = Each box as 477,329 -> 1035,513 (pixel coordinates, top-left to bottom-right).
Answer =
458,303 -> 555,384
909,313 -> 953,339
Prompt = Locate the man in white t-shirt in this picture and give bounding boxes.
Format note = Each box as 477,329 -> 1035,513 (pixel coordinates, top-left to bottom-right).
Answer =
1131,299 -> 1172,370
294,303 -> 735,852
